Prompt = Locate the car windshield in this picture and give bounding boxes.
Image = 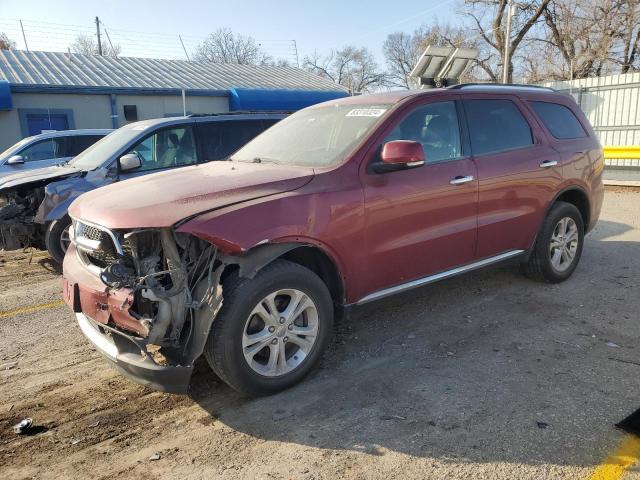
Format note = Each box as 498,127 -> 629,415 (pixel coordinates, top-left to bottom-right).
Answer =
0,136 -> 33,160
70,123 -> 150,170
230,104 -> 391,167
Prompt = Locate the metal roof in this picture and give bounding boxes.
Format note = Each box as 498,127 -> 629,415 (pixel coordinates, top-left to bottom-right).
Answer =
0,50 -> 345,94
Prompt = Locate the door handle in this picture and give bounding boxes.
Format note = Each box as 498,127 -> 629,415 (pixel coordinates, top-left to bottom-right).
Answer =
539,160 -> 558,168
450,175 -> 475,185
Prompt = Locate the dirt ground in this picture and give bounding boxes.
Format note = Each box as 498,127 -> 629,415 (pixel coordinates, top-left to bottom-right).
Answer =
1,189 -> 640,480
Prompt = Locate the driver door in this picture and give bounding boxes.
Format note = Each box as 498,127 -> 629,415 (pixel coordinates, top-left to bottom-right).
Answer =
360,98 -> 478,297
117,125 -> 198,180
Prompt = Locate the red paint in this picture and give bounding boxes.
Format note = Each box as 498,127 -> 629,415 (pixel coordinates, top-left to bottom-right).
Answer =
63,244 -> 149,336
68,86 -> 603,307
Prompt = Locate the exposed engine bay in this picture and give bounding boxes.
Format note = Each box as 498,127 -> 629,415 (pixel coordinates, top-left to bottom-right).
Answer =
72,221 -> 225,350
0,186 -> 46,251
65,217 -> 300,391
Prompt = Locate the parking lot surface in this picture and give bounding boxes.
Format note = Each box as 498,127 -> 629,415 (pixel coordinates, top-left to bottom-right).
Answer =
1,189 -> 640,480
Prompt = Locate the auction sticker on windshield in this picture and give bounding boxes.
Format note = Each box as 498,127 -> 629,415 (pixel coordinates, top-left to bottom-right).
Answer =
346,108 -> 387,117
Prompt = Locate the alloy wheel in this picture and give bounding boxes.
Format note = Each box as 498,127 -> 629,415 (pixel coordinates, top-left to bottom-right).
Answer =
549,216 -> 579,272
242,288 -> 319,377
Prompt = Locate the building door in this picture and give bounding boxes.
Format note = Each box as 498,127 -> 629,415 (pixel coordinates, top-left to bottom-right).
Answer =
26,113 -> 69,136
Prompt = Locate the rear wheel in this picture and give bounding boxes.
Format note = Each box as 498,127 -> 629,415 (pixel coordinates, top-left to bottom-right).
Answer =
45,216 -> 72,265
204,260 -> 333,396
522,201 -> 584,283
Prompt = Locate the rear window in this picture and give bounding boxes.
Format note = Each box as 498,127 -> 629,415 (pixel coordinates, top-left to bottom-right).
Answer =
463,99 -> 534,156
530,101 -> 587,139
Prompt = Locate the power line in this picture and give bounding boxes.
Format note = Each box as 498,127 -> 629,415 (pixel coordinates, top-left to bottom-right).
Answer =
0,18 -> 298,63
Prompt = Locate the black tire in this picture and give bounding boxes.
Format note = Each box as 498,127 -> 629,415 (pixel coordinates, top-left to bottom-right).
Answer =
204,259 -> 334,396
522,201 -> 584,283
45,216 -> 72,265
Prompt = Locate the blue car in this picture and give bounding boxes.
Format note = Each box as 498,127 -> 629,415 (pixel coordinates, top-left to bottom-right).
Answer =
0,113 -> 286,262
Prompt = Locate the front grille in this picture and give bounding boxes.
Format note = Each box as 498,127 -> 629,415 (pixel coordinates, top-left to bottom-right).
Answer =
82,224 -> 106,242
73,219 -> 122,271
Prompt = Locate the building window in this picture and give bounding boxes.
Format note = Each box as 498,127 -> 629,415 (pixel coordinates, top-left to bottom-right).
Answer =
123,105 -> 138,122
18,108 -> 75,137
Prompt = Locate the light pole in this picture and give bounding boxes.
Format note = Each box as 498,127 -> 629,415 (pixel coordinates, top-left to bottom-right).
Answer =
502,0 -> 516,83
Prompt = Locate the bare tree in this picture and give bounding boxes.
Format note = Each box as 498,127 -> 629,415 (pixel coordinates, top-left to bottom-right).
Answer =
303,46 -> 386,93
463,0 -> 551,82
612,0 -> 640,73
195,28 -> 271,65
383,24 -> 480,89
70,34 -> 121,57
0,32 -> 16,50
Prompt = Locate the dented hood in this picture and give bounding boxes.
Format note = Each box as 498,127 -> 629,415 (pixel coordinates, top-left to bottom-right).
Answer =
69,161 -> 314,229
0,165 -> 80,190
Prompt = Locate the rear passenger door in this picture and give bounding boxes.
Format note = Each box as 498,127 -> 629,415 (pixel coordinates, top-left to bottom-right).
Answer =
196,119 -> 277,163
462,96 -> 561,258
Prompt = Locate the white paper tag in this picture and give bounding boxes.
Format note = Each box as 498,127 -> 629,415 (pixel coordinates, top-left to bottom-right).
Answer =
346,108 -> 387,117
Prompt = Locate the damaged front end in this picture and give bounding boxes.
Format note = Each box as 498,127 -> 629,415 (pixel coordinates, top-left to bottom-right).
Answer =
63,218 -> 228,393
0,186 -> 45,251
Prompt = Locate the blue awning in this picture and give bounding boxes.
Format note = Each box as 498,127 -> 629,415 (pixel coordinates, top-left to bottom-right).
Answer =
0,80 -> 11,110
229,88 -> 348,112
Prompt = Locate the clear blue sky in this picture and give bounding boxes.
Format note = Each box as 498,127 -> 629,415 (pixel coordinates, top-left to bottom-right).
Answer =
0,0 -> 460,64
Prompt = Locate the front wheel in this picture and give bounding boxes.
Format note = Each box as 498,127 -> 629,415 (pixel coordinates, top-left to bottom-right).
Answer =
45,216 -> 72,265
522,201 -> 584,283
204,260 -> 334,396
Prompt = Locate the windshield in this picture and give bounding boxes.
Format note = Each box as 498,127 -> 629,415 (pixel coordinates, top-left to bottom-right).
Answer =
230,104 -> 391,167
0,136 -> 33,160
70,123 -> 150,170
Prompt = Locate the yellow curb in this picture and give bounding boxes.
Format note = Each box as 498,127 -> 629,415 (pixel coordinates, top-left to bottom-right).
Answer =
590,435 -> 640,480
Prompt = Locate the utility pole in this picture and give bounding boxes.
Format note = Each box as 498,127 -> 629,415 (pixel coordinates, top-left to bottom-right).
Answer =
19,20 -> 29,51
179,35 -> 191,62
293,40 -> 299,68
95,16 -> 103,56
502,0 -> 515,84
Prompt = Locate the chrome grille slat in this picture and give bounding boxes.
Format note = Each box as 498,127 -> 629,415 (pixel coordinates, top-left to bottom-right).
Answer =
71,217 -> 125,273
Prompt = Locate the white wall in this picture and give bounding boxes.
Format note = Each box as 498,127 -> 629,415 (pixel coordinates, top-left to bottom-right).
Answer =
0,91 -> 229,151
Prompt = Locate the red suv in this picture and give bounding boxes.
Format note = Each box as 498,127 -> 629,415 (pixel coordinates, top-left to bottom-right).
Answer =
63,85 -> 604,396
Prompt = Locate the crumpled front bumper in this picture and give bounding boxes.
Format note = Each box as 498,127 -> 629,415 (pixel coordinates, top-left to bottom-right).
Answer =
63,244 -> 194,394
75,312 -> 193,393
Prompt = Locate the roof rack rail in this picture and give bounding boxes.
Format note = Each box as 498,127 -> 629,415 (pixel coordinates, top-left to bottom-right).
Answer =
187,110 -> 294,118
448,83 -> 555,92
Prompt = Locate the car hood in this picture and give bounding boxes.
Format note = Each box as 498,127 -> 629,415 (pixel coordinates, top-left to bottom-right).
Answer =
69,161 -> 315,229
0,165 -> 80,190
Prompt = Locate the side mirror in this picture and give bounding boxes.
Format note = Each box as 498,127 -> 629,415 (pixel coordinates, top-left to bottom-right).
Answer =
7,155 -> 25,165
372,140 -> 425,173
119,153 -> 141,172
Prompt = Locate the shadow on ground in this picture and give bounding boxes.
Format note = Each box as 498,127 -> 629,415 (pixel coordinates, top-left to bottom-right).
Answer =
184,219 -> 640,468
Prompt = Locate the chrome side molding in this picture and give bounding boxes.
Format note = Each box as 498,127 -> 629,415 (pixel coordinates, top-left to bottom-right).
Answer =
355,250 -> 525,305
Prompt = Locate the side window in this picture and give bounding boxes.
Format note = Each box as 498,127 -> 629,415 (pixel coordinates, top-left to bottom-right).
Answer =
126,126 -> 197,171
463,99 -> 534,156
19,139 -> 56,162
198,120 -> 269,162
529,101 -> 587,139
384,101 -> 462,163
60,135 -> 105,157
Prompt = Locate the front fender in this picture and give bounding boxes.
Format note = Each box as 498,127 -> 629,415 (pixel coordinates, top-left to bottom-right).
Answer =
176,188 -> 365,302
36,178 -> 103,223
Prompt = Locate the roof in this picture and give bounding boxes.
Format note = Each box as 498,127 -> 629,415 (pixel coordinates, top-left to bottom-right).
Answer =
29,129 -> 113,138
320,83 -> 566,108
0,50 -> 345,94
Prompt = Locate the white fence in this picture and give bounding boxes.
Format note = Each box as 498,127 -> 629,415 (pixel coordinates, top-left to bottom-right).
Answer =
542,73 -> 640,168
